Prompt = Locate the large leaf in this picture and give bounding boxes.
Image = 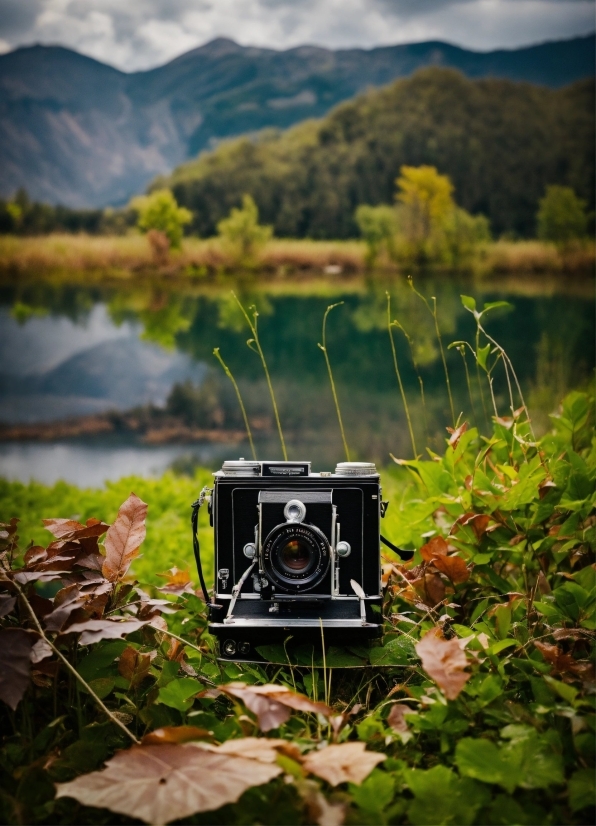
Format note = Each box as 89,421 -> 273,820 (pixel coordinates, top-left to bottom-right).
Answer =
55,741 -> 281,824
102,493 -> 148,582
406,765 -> 489,825
221,682 -> 330,732
302,742 -> 385,786
0,628 -> 35,710
415,629 -> 471,700
66,618 -> 149,645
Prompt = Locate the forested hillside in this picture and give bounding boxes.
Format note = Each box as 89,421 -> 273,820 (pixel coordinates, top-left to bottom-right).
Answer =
163,69 -> 595,238
0,35 -> 593,207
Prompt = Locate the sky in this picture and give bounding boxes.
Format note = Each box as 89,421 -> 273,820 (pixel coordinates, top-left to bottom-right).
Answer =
0,0 -> 594,72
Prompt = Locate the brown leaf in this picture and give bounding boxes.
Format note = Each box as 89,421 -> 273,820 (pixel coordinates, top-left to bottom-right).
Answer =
538,479 -> 557,499
302,742 -> 385,786
118,646 -> 153,688
43,518 -> 110,541
156,567 -> 195,596
415,628 -> 471,700
534,641 -> 595,681
44,584 -> 88,632
65,618 -> 149,645
297,779 -> 346,826
141,726 -> 212,745
102,494 -> 147,582
0,594 -> 16,617
446,421 -> 468,449
450,513 -> 492,540
423,573 -> 446,606
0,628 -> 35,710
387,703 -> 412,734
432,555 -> 470,585
420,536 -> 449,562
23,545 -> 47,567
55,742 -> 281,824
220,683 -> 331,732
214,737 -> 303,764
31,638 -> 53,664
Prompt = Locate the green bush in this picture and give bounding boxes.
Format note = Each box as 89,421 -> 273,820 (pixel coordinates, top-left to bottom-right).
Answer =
537,185 -> 588,248
131,188 -> 192,250
216,194 -> 272,266
355,204 -> 398,267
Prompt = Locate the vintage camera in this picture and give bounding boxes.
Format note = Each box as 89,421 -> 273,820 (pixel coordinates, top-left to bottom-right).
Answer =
196,459 -> 412,661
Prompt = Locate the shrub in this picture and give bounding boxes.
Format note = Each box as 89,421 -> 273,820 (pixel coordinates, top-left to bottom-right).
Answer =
131,189 -> 192,252
216,194 -> 272,266
537,185 -> 588,248
355,204 -> 397,267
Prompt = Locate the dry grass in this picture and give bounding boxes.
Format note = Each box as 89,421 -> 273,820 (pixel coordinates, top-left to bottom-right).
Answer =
0,233 -> 593,281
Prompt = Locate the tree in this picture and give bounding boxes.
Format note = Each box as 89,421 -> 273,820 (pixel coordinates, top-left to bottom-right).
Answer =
355,205 -> 397,267
131,189 -> 192,252
394,165 -> 454,263
217,194 -> 272,265
537,185 -> 588,248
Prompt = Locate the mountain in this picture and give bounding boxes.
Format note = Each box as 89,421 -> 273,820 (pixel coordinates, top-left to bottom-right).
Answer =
0,34 -> 593,207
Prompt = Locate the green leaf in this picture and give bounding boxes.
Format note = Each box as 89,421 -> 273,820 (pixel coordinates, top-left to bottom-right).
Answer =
86,677 -> 115,700
460,295 -> 477,313
350,769 -> 395,814
255,644 -> 288,664
369,635 -> 417,665
477,344 -> 491,371
488,639 -> 518,656
325,647 -> 368,667
455,738 -> 518,793
480,301 -> 512,316
406,765 -> 490,825
157,677 -> 200,712
77,640 -> 128,682
569,768 -> 596,813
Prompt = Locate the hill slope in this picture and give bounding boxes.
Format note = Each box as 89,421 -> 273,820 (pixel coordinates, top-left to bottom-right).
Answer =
0,34 -> 593,207
165,69 -> 595,238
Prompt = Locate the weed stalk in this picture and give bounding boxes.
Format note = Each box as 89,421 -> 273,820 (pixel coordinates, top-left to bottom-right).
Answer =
387,293 -> 417,458
318,302 -> 350,461
213,347 -> 256,460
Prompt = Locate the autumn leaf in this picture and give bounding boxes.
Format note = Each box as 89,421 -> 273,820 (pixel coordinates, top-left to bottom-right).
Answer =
220,683 -> 331,732
446,421 -> 468,449
432,554 -> 470,584
302,742 -> 385,786
102,493 -> 147,582
0,593 -> 16,617
415,628 -> 471,700
0,628 -> 35,710
141,726 -> 212,745
55,742 -> 281,824
450,513 -> 493,540
43,518 -> 110,541
214,737 -> 303,764
387,703 -> 412,734
118,646 -> 153,688
156,567 -> 195,596
420,535 -> 449,561
65,618 -> 149,645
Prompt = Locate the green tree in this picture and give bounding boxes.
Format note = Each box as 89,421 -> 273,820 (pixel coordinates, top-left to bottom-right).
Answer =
217,194 -> 272,265
537,185 -> 588,248
442,207 -> 491,265
131,189 -> 192,250
355,204 -> 397,267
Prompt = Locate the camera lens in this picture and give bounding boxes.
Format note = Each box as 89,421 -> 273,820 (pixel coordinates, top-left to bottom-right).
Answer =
279,538 -> 312,572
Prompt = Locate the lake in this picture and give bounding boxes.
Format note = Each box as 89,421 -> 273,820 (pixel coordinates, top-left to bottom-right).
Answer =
0,274 -> 593,486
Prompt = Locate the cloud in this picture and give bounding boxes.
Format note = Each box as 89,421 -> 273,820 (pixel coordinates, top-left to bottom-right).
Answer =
0,0 -> 593,71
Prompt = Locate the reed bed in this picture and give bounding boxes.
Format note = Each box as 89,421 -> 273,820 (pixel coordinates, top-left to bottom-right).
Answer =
0,233 -> 593,280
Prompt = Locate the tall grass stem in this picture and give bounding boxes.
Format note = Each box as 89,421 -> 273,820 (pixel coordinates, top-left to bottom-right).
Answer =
232,292 -> 288,460
318,302 -> 350,462
387,294 -> 418,458
213,347 -> 256,460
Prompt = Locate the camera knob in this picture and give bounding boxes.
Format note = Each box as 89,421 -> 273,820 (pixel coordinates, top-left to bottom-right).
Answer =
336,541 -> 351,558
243,542 -> 257,559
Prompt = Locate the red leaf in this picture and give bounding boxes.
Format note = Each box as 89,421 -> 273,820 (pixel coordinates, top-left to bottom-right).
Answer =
43,518 -> 109,540
0,628 -> 35,710
102,494 -> 147,582
156,567 -> 195,596
415,628 -> 471,700
387,703 -> 412,734
141,726 -> 212,746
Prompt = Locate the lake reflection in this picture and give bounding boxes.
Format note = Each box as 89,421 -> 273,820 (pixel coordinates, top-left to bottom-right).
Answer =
0,275 -> 593,486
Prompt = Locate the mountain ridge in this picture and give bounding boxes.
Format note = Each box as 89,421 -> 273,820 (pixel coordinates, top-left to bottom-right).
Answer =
0,34 -> 593,207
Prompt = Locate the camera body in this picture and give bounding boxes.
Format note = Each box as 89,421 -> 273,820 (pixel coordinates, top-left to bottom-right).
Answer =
207,459 -> 384,660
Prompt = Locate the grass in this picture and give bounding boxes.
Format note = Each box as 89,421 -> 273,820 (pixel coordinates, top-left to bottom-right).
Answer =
0,233 -> 593,281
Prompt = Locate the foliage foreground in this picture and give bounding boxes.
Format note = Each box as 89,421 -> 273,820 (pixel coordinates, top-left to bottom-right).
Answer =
0,391 -> 594,825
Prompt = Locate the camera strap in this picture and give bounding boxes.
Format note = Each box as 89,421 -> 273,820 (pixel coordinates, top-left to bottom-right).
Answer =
380,534 -> 415,561
191,486 -> 212,602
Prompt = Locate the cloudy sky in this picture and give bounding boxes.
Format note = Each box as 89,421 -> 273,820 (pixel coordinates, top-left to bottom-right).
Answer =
0,0 -> 594,71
